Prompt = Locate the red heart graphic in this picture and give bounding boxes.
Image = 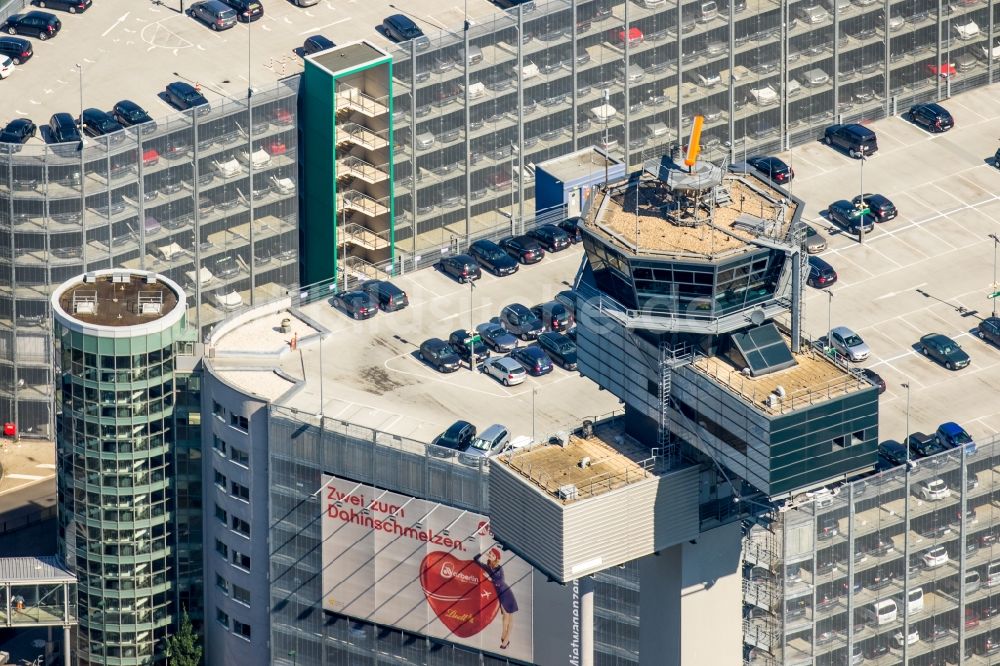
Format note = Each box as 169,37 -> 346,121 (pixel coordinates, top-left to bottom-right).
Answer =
419,551 -> 499,638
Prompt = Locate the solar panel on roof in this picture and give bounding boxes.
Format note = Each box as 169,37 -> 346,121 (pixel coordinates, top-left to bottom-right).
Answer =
731,323 -> 797,376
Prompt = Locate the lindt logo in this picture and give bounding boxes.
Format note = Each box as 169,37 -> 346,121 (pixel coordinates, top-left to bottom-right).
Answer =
440,561 -> 479,584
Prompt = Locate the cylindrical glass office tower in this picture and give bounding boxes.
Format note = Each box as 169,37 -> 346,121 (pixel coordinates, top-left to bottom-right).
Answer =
52,269 -> 189,665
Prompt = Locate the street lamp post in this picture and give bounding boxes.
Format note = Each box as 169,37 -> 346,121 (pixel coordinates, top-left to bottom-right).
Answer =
288,650 -> 297,666
989,233 -> 999,317
903,381 -> 911,462
468,280 -> 476,373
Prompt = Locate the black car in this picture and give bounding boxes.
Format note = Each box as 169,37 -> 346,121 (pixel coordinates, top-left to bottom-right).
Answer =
331,290 -> 378,320
494,0 -> 535,9
499,235 -> 545,264
3,11 -> 61,40
919,333 -> 971,370
112,100 -> 156,132
746,156 -> 794,184
908,102 -> 954,132
536,332 -> 577,370
0,36 -> 32,64
47,112 -> 80,143
80,108 -> 125,139
827,200 -> 876,233
879,440 -> 910,467
531,301 -> 573,332
499,303 -> 545,340
859,368 -> 886,394
432,420 -> 476,453
851,193 -> 897,221
977,316 -> 1000,346
468,240 -> 518,276
823,123 -> 878,158
303,35 -> 335,55
908,431 -> 946,458
526,224 -> 571,252
438,254 -> 481,283
382,14 -> 428,48
0,118 -> 36,145
360,280 -> 408,311
35,0 -> 90,12
165,82 -> 210,113
419,338 -> 461,373
447,329 -> 490,365
807,256 -> 837,288
554,289 -> 578,318
510,346 -> 553,376
221,0 -> 262,21
558,217 -> 583,243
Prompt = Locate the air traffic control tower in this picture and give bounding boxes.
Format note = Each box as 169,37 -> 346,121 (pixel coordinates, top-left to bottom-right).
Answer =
489,151 -> 881,666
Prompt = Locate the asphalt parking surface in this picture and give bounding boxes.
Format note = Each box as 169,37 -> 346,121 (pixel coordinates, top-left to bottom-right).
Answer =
294,245 -> 622,445
780,84 -> 1000,446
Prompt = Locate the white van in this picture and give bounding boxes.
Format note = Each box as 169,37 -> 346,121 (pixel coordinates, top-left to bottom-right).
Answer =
862,599 -> 898,626
987,560 -> 1000,587
904,587 -> 924,614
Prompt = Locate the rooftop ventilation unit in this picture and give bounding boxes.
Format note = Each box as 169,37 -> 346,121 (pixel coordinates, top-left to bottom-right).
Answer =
83,272 -> 97,283
557,484 -> 579,500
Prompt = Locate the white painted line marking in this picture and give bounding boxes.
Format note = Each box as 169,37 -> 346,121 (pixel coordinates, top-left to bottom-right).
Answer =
3,474 -> 45,480
35,463 -> 56,469
298,17 -> 348,34
102,11 -> 131,38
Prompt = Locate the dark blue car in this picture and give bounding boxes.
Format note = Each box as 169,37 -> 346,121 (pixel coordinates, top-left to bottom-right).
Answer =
510,346 -> 553,376
382,14 -> 428,48
468,239 -> 518,276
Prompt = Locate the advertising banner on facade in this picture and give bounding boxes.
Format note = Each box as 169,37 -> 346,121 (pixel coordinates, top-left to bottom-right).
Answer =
320,474 -> 577,663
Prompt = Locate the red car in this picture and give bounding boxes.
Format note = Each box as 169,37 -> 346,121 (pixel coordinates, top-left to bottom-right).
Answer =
610,26 -> 643,46
928,63 -> 956,78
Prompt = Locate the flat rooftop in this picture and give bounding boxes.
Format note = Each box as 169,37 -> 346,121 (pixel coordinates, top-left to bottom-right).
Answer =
207,245 -> 621,444
586,170 -> 797,260
692,341 -> 871,416
0,0 -> 500,125
495,422 -> 663,503
0,556 -> 76,584
309,42 -> 388,76
57,272 -> 179,326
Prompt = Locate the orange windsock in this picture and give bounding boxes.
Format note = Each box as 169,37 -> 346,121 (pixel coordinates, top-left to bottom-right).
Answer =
684,115 -> 704,168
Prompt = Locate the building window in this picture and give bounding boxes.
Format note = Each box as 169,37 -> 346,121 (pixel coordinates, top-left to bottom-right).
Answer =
215,504 -> 227,524
216,608 -> 229,629
833,436 -> 847,450
230,414 -> 249,431
852,430 -> 865,446
232,550 -> 250,571
215,539 -> 228,559
231,481 -> 250,502
214,469 -> 227,490
231,516 -> 250,538
232,584 -> 250,606
213,401 -> 225,418
230,447 -> 249,467
212,435 -> 227,456
233,620 -> 251,640
216,573 -> 229,595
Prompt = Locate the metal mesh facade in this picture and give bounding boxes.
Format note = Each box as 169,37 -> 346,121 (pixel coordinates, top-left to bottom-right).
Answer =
0,79 -> 300,440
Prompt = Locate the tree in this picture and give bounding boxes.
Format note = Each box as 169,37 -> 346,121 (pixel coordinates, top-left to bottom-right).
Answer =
166,608 -> 203,666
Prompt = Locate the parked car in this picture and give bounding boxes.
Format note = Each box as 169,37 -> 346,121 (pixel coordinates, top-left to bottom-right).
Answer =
510,346 -> 553,376
499,304 -> 545,340
447,329 -> 490,365
537,332 -> 577,370
482,356 -> 527,386
851,193 -> 897,221
859,368 -> 885,394
531,301 -> 574,333
0,118 -> 36,145
79,108 -> 124,139
526,224 -> 571,252
818,516 -> 840,540
559,217 -> 583,243
908,102 -> 954,132
3,11 -> 61,39
908,431 -> 946,458
431,421 -> 476,453
165,82 -> 210,112
936,421 -> 976,454
419,338 -> 461,373
744,155 -> 794,184
189,0 -> 237,29
220,0 -> 263,21
438,253 -> 481,283
919,333 -> 970,370
359,280 -> 408,312
915,478 -> 950,501
331,290 -> 378,320
891,627 -> 920,648
801,224 -> 827,253
823,123 -> 878,157
36,0 -> 90,12
112,100 -> 156,133
468,239 -> 518,276
499,235 -> 545,264
829,326 -> 871,361
467,424 -> 511,459
0,55 -> 12,80
47,112 -> 80,143
978,316 -> 1000,346
807,255 -> 838,288
827,199 -> 876,233
476,322 -> 518,353
0,36 -> 32,64
382,14 -> 429,48
303,35 -> 335,55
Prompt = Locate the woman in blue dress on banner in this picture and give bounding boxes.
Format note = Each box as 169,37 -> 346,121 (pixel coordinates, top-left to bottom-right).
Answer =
474,547 -> 518,650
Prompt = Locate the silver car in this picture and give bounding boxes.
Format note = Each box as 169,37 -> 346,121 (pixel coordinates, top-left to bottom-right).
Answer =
483,356 -> 527,386
467,424 -> 511,458
796,4 -> 830,23
830,326 -> 871,362
803,225 -> 827,253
